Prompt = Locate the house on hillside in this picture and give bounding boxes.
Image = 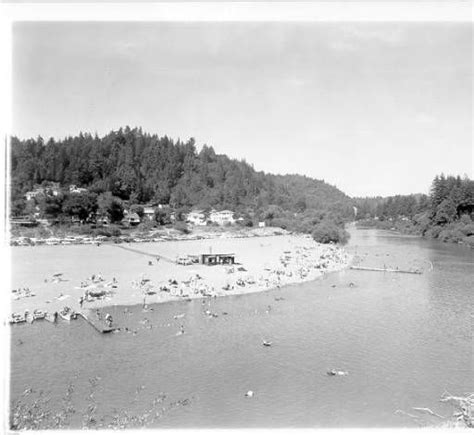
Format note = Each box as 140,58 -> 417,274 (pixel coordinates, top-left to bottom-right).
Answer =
44,182 -> 61,196
187,210 -> 206,226
143,206 -> 155,221
209,210 -> 235,225
123,211 -> 141,226
69,184 -> 88,194
97,214 -> 110,225
25,182 -> 62,200
25,188 -> 46,201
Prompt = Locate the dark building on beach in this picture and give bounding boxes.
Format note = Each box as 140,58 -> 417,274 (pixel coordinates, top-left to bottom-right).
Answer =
200,253 -> 235,266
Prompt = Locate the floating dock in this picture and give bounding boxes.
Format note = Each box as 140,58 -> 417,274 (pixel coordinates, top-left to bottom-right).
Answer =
350,266 -> 423,275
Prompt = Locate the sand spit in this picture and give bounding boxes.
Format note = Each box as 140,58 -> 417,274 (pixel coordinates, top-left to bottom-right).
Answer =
10,233 -> 350,319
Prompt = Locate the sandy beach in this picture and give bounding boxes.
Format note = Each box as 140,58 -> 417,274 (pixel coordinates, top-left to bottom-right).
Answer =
10,233 -> 350,319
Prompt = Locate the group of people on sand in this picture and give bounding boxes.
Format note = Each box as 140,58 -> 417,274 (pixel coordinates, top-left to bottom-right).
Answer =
11,287 -> 35,300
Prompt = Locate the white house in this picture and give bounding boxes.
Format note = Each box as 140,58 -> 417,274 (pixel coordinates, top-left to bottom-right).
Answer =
25,189 -> 45,201
143,206 -> 155,221
69,185 -> 88,194
187,210 -> 206,226
209,210 -> 235,225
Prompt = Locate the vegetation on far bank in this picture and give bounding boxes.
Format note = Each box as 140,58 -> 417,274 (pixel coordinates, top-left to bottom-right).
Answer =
354,174 -> 474,248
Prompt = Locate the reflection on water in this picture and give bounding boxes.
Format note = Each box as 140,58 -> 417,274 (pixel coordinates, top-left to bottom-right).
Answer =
10,229 -> 474,427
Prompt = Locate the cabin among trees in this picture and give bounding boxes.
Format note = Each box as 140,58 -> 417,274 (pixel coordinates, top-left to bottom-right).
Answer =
209,210 -> 235,225
187,210 -> 206,226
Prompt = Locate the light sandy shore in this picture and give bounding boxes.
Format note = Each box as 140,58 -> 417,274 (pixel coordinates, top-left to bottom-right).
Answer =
10,233 -> 350,318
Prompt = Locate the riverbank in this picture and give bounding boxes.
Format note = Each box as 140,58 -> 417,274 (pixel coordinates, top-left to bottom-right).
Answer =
10,233 -> 350,318
9,224 -> 291,247
356,218 -> 474,249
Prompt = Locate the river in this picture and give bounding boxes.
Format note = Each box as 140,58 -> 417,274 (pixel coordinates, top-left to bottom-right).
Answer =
9,228 -> 474,427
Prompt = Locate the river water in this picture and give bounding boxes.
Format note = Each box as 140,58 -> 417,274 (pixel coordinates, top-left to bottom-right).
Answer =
9,228 -> 473,427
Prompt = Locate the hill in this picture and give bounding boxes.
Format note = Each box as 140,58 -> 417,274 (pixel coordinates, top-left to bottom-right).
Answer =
10,126 -> 354,223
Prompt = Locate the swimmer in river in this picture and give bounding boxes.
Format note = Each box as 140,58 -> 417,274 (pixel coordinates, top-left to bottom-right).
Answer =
105,313 -> 113,327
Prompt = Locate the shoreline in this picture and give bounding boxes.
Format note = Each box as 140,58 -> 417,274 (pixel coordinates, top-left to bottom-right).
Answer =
9,225 -> 292,247
10,232 -> 351,321
102,248 -> 351,308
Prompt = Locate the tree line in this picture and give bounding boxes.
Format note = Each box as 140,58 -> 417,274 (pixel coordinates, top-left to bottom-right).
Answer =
10,127 -> 354,242
354,174 -> 474,246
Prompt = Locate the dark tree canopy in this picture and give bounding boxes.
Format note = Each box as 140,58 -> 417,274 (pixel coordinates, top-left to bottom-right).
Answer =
10,127 -> 354,221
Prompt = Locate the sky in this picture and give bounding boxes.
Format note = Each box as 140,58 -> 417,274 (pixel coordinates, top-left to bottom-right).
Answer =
12,22 -> 473,197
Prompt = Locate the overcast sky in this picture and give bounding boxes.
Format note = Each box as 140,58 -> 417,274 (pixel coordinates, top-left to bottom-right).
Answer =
12,22 -> 472,197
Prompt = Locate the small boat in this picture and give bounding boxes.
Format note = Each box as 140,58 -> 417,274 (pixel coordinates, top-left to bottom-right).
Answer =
59,307 -> 77,322
262,341 -> 272,347
9,313 -> 26,324
33,309 -> 47,321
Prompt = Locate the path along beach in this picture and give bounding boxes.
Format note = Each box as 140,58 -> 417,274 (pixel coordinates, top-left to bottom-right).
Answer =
10,232 -> 351,317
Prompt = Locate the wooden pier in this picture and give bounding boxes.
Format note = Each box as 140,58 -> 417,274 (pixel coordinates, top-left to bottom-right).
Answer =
350,266 -> 423,275
112,244 -> 174,263
76,312 -> 117,334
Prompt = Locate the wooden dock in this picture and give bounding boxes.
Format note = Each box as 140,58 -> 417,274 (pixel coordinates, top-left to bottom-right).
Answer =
112,244 -> 174,263
76,312 -> 117,334
350,266 -> 423,275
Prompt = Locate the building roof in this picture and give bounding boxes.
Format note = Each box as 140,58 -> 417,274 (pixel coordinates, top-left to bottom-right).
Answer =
211,210 -> 234,214
201,253 -> 235,257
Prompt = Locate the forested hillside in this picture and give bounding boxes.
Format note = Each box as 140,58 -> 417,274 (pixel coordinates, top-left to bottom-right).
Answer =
354,194 -> 430,221
10,127 -> 354,228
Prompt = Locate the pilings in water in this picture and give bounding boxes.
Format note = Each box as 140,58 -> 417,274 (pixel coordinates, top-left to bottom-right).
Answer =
350,266 -> 423,275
